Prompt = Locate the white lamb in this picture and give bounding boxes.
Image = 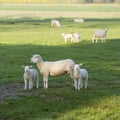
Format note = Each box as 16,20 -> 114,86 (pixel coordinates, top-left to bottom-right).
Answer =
73,64 -> 88,91
31,54 -> 75,89
61,33 -> 74,43
74,19 -> 84,23
92,28 -> 108,43
73,32 -> 81,42
51,20 -> 61,27
22,65 -> 39,90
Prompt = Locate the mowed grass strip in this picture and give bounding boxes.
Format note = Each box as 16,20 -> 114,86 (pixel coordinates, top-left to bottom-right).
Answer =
0,4 -> 120,19
0,4 -> 119,12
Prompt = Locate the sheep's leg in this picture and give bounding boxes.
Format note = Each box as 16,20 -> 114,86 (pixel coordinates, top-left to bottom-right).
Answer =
43,78 -> 46,88
102,38 -> 105,43
80,79 -> 83,89
85,78 -> 88,89
43,77 -> 48,89
36,77 -> 39,88
29,79 -> 33,89
36,74 -> 39,88
74,79 -> 78,90
92,36 -> 95,43
78,79 -> 82,90
45,79 -> 48,89
104,38 -> 106,43
95,38 -> 98,43
24,79 -> 27,90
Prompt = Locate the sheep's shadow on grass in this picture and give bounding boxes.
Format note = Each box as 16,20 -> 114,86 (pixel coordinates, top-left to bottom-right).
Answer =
0,39 -> 119,119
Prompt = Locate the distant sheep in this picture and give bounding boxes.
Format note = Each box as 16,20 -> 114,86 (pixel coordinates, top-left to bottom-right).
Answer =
73,64 -> 88,91
92,28 -> 108,43
74,19 -> 84,23
51,20 -> 61,27
61,33 -> 74,43
73,33 -> 81,42
22,65 -> 39,90
31,54 -> 75,89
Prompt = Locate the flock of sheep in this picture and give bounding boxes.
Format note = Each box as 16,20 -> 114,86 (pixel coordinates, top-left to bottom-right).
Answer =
22,54 -> 88,91
22,19 -> 108,91
51,19 -> 108,43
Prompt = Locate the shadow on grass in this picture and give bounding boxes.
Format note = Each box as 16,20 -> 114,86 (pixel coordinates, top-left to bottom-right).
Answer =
0,38 -> 120,119
0,17 -> 120,24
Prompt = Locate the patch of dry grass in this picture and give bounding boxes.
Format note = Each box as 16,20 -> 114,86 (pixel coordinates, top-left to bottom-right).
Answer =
0,10 -> 120,19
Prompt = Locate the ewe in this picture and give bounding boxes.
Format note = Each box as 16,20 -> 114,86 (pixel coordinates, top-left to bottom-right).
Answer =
31,54 -> 75,89
51,20 -> 61,27
61,33 -> 74,43
92,28 -> 108,43
73,64 -> 88,91
22,65 -> 39,90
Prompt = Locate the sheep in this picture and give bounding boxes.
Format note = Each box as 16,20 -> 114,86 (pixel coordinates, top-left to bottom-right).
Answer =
74,19 -> 84,23
73,32 -> 81,42
22,65 -> 39,90
73,64 -> 88,91
31,54 -> 75,89
61,33 -> 74,43
92,28 -> 108,43
51,20 -> 61,27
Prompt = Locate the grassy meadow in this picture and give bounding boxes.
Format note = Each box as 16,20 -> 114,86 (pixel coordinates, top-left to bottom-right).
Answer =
0,4 -> 120,120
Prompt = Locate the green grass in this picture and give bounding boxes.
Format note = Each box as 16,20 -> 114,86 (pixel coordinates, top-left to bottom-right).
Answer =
0,4 -> 120,12
0,5 -> 120,120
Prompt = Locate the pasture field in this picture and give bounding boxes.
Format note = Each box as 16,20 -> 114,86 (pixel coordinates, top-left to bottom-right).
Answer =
0,4 -> 120,120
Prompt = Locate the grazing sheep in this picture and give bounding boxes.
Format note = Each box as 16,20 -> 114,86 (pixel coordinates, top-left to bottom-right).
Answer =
73,33 -> 81,42
74,19 -> 84,23
92,28 -> 108,43
31,54 -> 75,89
22,65 -> 39,90
73,64 -> 88,91
51,20 -> 61,27
61,33 -> 74,43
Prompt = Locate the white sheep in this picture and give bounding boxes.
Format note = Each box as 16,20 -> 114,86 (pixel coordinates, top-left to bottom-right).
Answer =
22,65 -> 39,90
31,54 -> 75,89
74,19 -> 84,23
92,28 -> 108,43
51,20 -> 61,27
73,32 -> 81,42
73,64 -> 88,91
61,33 -> 74,43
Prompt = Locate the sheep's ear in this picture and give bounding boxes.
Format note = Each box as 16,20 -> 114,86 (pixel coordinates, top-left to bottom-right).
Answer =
30,65 -> 33,68
22,65 -> 25,68
79,63 -> 83,66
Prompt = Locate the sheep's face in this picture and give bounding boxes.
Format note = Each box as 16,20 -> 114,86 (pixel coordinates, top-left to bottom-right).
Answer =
61,33 -> 65,37
74,65 -> 80,71
22,65 -> 32,72
105,28 -> 108,32
74,64 -> 82,72
31,54 -> 42,63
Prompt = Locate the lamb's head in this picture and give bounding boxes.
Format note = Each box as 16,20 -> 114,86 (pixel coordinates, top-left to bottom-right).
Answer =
31,54 -> 43,63
74,64 -> 80,72
74,63 -> 83,71
61,33 -> 66,37
22,65 -> 32,72
104,28 -> 108,33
